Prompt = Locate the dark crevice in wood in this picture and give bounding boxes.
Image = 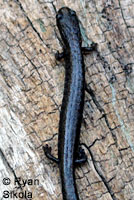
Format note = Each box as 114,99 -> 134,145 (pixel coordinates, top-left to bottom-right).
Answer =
81,144 -> 117,200
15,0 -> 49,48
0,148 -> 28,199
85,84 -> 118,145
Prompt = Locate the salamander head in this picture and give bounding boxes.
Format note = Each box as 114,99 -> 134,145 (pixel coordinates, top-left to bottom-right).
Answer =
56,7 -> 81,44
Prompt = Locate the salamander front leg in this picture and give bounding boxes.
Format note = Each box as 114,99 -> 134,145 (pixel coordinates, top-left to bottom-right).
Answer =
43,144 -> 59,164
82,42 -> 97,54
75,146 -> 87,164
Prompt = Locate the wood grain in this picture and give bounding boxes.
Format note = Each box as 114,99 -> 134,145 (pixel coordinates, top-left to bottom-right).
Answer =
0,1 -> 134,199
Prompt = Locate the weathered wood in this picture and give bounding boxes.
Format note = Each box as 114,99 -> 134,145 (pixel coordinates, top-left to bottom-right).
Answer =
0,1 -> 134,200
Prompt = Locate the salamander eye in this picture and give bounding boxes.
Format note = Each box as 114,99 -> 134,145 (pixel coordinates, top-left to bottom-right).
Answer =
56,13 -> 63,20
70,10 -> 76,16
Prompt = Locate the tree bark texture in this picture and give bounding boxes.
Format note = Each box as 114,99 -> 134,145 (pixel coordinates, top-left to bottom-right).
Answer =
0,0 -> 134,200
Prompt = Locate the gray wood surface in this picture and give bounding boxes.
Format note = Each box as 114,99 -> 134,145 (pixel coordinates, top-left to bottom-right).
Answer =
0,1 -> 134,199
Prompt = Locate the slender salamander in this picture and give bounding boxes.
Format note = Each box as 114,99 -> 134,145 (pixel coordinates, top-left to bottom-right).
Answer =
43,7 -> 96,200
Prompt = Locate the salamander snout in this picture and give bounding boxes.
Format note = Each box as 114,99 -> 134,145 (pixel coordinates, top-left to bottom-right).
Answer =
56,7 -> 76,21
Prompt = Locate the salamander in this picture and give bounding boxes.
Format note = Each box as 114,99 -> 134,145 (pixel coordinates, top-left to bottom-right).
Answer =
43,7 -> 96,200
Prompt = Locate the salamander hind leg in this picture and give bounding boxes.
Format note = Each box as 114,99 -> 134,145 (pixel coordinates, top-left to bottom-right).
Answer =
43,144 -> 59,164
55,51 -> 65,61
75,146 -> 87,164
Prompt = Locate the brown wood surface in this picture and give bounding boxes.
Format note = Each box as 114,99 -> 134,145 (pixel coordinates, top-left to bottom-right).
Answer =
0,1 -> 134,200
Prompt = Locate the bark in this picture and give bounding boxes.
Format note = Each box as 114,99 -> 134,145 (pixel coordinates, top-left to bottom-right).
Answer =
0,1 -> 134,200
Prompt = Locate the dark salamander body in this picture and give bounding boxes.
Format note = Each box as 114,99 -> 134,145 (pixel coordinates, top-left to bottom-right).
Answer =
57,7 -> 85,200
43,7 -> 96,200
